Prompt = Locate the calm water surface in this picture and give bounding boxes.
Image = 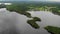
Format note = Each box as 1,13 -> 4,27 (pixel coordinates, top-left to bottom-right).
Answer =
0,8 -> 60,34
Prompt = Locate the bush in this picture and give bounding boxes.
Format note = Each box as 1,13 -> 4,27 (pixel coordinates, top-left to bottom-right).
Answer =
27,20 -> 40,29
33,17 -> 41,21
44,26 -> 60,34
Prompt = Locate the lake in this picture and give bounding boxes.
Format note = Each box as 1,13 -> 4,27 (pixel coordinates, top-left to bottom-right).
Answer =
0,8 -> 60,34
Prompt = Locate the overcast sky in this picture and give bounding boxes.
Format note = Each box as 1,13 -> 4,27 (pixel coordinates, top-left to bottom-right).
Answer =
0,0 -> 43,1
1,0 -> 60,2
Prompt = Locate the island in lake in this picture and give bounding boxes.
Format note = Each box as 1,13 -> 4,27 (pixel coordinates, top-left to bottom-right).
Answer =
0,1 -> 60,34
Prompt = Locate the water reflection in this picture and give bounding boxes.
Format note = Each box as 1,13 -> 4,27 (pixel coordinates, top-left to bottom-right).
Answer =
0,8 -> 60,34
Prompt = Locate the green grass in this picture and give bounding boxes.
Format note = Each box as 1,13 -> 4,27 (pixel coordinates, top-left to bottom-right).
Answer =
6,4 -> 41,29
27,17 -> 41,29
6,4 -> 60,16
44,26 -> 60,34
33,17 -> 41,21
6,4 -> 31,18
27,20 -> 40,29
1,3 -> 60,30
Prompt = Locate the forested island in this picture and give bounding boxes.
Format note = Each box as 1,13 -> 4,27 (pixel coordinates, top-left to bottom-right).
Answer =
0,1 -> 60,34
